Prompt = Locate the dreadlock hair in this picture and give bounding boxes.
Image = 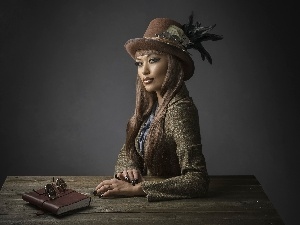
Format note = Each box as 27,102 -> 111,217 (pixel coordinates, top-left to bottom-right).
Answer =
125,49 -> 185,175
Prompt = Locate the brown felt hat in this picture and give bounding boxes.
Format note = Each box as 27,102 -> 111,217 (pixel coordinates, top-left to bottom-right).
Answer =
125,18 -> 195,81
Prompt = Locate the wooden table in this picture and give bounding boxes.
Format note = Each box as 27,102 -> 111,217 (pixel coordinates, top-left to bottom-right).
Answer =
0,175 -> 284,224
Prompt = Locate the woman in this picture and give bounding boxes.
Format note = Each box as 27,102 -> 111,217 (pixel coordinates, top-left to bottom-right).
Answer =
94,14 -> 222,201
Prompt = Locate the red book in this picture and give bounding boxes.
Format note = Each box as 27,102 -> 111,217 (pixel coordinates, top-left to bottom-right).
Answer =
22,188 -> 91,215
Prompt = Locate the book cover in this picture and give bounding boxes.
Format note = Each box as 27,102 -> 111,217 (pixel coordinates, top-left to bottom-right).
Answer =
22,188 -> 91,215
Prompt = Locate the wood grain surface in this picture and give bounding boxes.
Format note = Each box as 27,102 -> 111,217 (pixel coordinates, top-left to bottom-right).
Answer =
0,176 -> 284,224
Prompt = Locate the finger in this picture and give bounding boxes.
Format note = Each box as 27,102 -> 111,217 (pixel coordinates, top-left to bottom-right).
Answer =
127,170 -> 135,186
117,172 -> 126,181
132,169 -> 139,182
128,169 -> 140,186
101,189 -> 115,197
95,179 -> 112,191
127,170 -> 134,182
98,184 -> 113,194
114,174 -> 121,180
123,170 -> 130,182
95,181 -> 105,190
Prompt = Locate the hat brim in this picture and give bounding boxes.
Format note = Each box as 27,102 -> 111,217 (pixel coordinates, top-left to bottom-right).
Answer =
125,38 -> 194,81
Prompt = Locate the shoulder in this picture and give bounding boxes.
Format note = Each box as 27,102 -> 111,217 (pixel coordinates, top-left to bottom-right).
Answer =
165,84 -> 200,128
164,84 -> 201,142
167,84 -> 198,115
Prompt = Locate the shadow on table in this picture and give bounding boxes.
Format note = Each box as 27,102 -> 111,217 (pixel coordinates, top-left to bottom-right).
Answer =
24,202 -> 92,218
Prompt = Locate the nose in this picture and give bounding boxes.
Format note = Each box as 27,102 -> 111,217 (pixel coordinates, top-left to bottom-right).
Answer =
141,64 -> 150,75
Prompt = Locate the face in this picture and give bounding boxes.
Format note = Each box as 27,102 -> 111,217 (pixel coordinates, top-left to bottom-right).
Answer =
135,52 -> 168,96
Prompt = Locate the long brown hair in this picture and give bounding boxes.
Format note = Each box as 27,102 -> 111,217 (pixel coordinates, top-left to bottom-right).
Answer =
125,50 -> 185,175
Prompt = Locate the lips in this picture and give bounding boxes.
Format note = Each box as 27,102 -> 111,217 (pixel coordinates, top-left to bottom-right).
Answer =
143,77 -> 154,84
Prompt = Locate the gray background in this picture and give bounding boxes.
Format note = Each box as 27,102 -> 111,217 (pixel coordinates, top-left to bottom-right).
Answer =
1,0 -> 299,224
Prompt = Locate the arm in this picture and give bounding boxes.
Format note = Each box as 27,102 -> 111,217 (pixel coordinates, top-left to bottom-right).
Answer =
114,144 -> 138,174
141,99 -> 209,201
114,144 -> 145,184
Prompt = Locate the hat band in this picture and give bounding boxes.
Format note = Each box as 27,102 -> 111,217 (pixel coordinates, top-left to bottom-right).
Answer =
144,36 -> 187,52
144,25 -> 191,53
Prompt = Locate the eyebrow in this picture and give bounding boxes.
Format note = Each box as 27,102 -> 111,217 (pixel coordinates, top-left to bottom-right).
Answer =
135,54 -> 157,60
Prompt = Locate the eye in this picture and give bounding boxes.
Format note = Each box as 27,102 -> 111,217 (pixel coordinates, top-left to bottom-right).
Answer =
134,61 -> 142,67
149,57 -> 160,63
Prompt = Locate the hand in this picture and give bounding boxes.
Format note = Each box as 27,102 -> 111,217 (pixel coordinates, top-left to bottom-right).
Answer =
115,169 -> 144,185
94,178 -> 146,198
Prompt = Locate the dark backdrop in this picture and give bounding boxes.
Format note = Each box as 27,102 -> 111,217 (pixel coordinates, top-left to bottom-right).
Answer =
1,1 -> 299,224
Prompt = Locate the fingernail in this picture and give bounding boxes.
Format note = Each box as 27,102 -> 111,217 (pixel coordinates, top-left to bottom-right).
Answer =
125,176 -> 130,182
93,190 -> 97,196
114,174 -> 121,180
131,180 -> 136,186
100,194 -> 104,198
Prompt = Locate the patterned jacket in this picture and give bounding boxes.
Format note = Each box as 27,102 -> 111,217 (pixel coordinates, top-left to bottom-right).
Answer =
115,84 -> 209,201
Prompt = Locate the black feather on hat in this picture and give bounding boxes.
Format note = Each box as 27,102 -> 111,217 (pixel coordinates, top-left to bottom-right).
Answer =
182,12 -> 223,64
